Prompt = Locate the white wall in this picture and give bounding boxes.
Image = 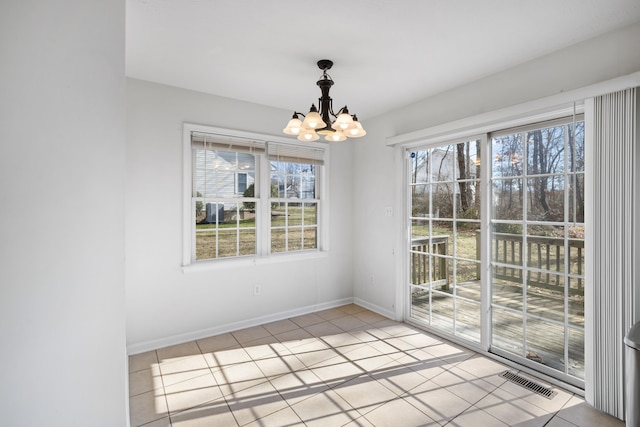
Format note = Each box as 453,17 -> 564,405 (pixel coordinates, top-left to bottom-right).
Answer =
126,79 -> 354,352
352,22 -> 640,316
0,1 -> 126,426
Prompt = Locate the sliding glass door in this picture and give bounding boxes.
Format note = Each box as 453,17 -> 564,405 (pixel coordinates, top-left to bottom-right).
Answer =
407,116 -> 585,385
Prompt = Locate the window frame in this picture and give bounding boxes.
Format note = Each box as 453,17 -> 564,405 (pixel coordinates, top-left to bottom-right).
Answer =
182,123 -> 330,269
267,141 -> 323,255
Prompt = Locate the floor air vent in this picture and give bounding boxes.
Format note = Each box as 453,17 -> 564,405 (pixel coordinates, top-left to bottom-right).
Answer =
500,371 -> 557,399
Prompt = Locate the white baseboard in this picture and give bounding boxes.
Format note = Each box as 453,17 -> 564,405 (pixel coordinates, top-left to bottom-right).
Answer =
127,297 -> 355,355
353,297 -> 398,320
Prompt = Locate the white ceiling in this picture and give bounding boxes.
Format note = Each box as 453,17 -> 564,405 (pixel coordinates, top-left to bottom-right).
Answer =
126,0 -> 640,120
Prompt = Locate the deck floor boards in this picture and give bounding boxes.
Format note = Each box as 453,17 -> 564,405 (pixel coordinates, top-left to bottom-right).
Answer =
410,280 -> 585,378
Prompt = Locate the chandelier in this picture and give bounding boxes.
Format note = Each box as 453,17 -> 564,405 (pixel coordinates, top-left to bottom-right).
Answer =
283,59 -> 366,142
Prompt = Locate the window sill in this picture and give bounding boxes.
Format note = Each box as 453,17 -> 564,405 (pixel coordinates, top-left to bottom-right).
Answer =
181,250 -> 329,274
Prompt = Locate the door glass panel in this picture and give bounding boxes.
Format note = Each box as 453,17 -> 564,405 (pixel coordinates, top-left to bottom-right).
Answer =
431,293 -> 454,333
432,224 -> 454,257
525,317 -> 565,372
568,327 -> 585,379
432,145 -> 455,182
490,119 -> 585,383
568,122 -> 585,173
526,274 -> 564,322
492,275 -> 523,310
492,135 -> 524,177
409,140 -> 481,343
526,126 -> 566,175
491,224 -> 524,265
457,271 -> 481,302
568,277 -> 585,327
526,225 -> 565,273
492,307 -> 524,355
410,288 -> 430,323
492,178 -> 524,220
569,174 -> 585,222
456,299 -> 481,344
527,176 -> 565,222
456,260 -> 480,289
455,221 -> 480,261
412,185 -> 430,218
433,183 -> 455,219
411,150 -> 431,184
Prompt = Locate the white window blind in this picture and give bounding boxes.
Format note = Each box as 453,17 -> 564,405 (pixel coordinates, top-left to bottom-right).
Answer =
267,142 -> 325,165
192,131 -> 266,154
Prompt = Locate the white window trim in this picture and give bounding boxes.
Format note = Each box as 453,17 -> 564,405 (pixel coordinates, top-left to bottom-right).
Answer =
182,123 -> 330,271
401,118 -> 587,390
390,72 -> 640,317
390,73 -> 640,396
387,71 -> 640,149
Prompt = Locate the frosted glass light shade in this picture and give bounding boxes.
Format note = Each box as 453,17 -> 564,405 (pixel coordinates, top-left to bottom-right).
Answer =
297,128 -> 319,141
283,117 -> 303,135
331,112 -> 354,130
325,130 -> 346,142
302,111 -> 324,129
346,120 -> 366,137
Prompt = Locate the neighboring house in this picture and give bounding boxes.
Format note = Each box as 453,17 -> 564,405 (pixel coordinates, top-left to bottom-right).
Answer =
196,149 -> 255,199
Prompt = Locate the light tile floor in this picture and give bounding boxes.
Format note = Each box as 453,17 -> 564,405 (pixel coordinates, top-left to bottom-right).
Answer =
129,304 -> 623,427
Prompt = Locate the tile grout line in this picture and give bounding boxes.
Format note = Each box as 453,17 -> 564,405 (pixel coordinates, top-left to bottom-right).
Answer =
129,306 -> 609,427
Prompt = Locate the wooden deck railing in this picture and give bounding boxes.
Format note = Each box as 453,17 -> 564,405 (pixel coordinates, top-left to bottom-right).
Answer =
411,232 -> 584,296
492,232 -> 584,296
410,236 -> 449,288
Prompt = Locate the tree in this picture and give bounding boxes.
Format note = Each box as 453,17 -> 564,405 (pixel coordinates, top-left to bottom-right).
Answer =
410,150 -> 430,216
527,126 -> 565,221
529,130 -> 551,219
475,139 -> 481,212
243,184 -> 256,211
242,183 -> 279,211
569,122 -> 585,222
456,142 -> 474,214
196,192 -> 204,216
493,134 -> 524,219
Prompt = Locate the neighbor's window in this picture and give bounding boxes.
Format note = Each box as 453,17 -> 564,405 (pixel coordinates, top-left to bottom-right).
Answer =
237,173 -> 248,194
186,126 -> 326,264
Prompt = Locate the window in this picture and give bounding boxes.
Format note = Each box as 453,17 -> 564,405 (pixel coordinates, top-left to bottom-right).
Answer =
191,133 -> 261,260
183,125 -> 326,265
269,142 -> 323,253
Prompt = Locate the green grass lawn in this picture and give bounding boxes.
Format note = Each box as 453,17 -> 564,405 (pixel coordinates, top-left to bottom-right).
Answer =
195,206 -> 317,259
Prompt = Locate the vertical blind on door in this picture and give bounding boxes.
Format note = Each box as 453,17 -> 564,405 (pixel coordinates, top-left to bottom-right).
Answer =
590,87 -> 637,420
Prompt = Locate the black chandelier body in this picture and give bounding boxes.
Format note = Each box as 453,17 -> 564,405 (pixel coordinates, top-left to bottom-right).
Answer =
283,60 -> 366,142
